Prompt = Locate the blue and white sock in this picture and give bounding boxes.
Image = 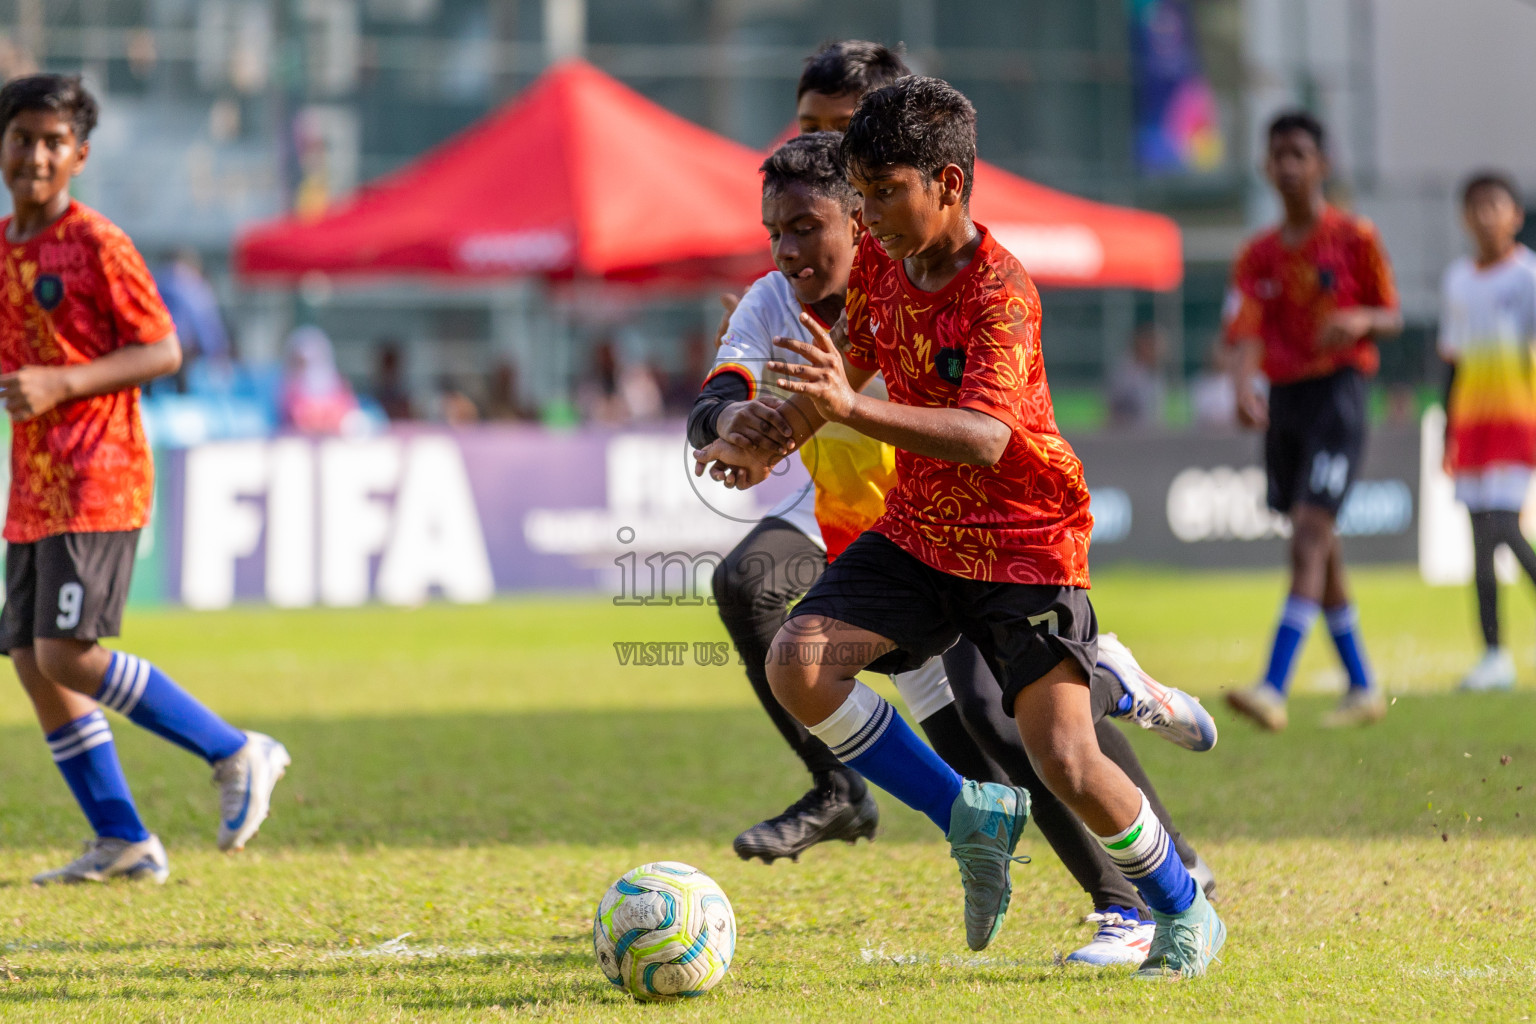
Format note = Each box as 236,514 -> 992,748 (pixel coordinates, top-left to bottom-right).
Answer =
808,680 -> 963,833
96,652 -> 246,764
46,710 -> 151,843
1325,604 -> 1374,692
1094,791 -> 1196,917
1263,595 -> 1319,695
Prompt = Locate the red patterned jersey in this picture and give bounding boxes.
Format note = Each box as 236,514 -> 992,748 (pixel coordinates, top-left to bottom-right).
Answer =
844,226 -> 1093,586
0,202 -> 171,543
1222,205 -> 1398,385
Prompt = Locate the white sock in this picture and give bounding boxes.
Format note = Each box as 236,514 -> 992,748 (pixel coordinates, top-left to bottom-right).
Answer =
807,680 -> 892,761
1094,791 -> 1170,880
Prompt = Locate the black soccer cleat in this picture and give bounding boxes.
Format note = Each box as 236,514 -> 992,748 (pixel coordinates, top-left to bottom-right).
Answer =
733,771 -> 879,864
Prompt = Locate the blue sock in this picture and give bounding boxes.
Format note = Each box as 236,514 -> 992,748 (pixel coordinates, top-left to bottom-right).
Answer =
96,652 -> 246,764
1263,595 -> 1319,695
808,681 -> 963,833
1325,604 -> 1374,691
1096,791 -> 1197,916
46,710 -> 151,843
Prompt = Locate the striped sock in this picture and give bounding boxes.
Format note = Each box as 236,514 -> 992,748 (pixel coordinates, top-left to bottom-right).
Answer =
46,710 -> 151,843
1094,790 -> 1196,916
808,680 -> 963,833
1263,595 -> 1319,695
1325,604 -> 1374,691
97,651 -> 246,764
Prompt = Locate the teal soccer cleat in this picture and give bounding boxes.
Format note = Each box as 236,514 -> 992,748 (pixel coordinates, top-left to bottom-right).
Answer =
1134,887 -> 1226,979
946,780 -> 1031,951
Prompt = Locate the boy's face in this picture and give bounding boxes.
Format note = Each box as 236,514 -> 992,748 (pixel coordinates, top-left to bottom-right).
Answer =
1463,186 -> 1524,255
0,108 -> 87,210
762,181 -> 860,306
796,90 -> 861,135
1264,128 -> 1325,203
847,163 -> 960,261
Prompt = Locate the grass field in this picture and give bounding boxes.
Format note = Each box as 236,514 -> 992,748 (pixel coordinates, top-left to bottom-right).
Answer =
0,566 -> 1533,1022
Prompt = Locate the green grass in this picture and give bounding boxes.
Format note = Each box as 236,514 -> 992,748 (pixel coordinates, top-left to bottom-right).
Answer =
0,566 -> 1533,1022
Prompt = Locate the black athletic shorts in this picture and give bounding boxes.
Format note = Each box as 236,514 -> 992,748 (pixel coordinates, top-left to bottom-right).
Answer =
1265,367 -> 1367,515
0,530 -> 140,653
787,530 -> 1098,716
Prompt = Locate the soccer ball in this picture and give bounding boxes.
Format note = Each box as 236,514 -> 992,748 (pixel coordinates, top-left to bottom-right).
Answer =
593,861 -> 736,1001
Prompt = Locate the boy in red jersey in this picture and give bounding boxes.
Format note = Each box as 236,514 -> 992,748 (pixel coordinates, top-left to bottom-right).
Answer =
0,75 -> 289,885
736,77 -> 1221,978
1222,112 -> 1401,732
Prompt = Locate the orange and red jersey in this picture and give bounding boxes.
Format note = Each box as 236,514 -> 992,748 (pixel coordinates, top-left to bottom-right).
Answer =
0,201 -> 171,543
1222,205 -> 1398,385
844,226 -> 1093,586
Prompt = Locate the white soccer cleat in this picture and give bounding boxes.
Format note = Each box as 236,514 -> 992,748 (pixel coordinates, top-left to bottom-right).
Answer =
1066,909 -> 1155,966
1099,633 -> 1218,751
213,732 -> 291,852
1459,649 -> 1515,692
1225,681 -> 1289,732
1320,686 -> 1387,729
32,834 -> 169,886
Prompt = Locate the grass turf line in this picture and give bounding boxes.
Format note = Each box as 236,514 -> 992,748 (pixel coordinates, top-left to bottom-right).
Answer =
0,566 -> 1530,1021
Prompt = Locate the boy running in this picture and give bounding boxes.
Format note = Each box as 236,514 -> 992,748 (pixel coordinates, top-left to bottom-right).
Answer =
1439,172 -> 1536,691
696,130 -> 1214,965
713,77 -> 1223,977
0,75 -> 289,884
1223,111 -> 1401,731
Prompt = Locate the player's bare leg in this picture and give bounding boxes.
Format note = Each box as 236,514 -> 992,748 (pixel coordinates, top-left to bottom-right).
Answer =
767,619 -> 1030,951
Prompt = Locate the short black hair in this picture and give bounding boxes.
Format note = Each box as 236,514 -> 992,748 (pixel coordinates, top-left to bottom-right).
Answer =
840,76 -> 976,204
761,132 -> 860,212
797,40 -> 910,100
1462,170 -> 1521,207
1267,109 -> 1326,153
0,74 -> 99,142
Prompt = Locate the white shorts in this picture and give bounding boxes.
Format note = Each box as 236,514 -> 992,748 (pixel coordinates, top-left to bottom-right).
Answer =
1455,464 -> 1534,513
889,657 -> 954,723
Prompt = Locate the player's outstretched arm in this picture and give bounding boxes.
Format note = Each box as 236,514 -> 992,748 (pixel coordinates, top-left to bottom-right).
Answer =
0,332 -> 181,421
769,313 -> 1009,465
1316,306 -> 1402,351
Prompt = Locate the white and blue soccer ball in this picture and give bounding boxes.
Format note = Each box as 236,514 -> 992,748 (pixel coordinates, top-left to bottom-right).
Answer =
593,861 -> 736,1001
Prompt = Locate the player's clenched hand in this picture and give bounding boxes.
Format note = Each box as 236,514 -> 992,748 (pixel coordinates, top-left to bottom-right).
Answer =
692,437 -> 773,490
716,396 -> 796,456
1315,308 -> 1374,351
1235,380 -> 1269,430
0,365 -> 73,421
767,312 -> 858,422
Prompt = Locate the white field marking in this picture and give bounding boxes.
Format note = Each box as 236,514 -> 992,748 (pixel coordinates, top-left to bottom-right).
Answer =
858,946 -> 1056,969
322,934 -> 524,961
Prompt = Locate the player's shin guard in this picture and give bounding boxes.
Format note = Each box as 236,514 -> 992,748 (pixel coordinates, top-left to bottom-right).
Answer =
1325,604 -> 1374,691
809,680 -> 963,833
1094,790 -> 1196,916
1263,595 -> 1319,695
96,652 -> 246,764
47,710 -> 151,843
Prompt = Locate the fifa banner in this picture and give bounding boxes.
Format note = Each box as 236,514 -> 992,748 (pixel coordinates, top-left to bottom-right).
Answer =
136,418 -> 1467,608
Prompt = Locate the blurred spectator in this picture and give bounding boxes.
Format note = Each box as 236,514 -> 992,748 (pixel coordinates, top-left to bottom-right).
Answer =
152,249 -> 230,394
1107,324 -> 1166,427
665,330 -> 711,412
373,340 -> 414,420
619,359 -> 664,423
484,360 -> 534,421
577,339 -> 664,424
1190,337 -> 1238,427
282,325 -> 362,434
437,378 -> 481,426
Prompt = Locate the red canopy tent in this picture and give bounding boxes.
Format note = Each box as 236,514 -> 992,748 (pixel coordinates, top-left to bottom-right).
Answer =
234,60 -> 770,286
237,58 -> 1183,292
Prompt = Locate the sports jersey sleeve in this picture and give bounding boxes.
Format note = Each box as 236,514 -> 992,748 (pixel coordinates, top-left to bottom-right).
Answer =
1352,221 -> 1399,311
842,239 -> 879,372
707,278 -> 782,397
92,223 -> 174,348
1437,265 -> 1466,361
955,287 -> 1041,435
1221,242 -> 1264,346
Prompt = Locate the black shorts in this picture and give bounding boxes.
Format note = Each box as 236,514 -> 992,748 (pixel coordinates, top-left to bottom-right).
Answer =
787,531 -> 1097,716
0,531 -> 140,653
1265,367 -> 1367,515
